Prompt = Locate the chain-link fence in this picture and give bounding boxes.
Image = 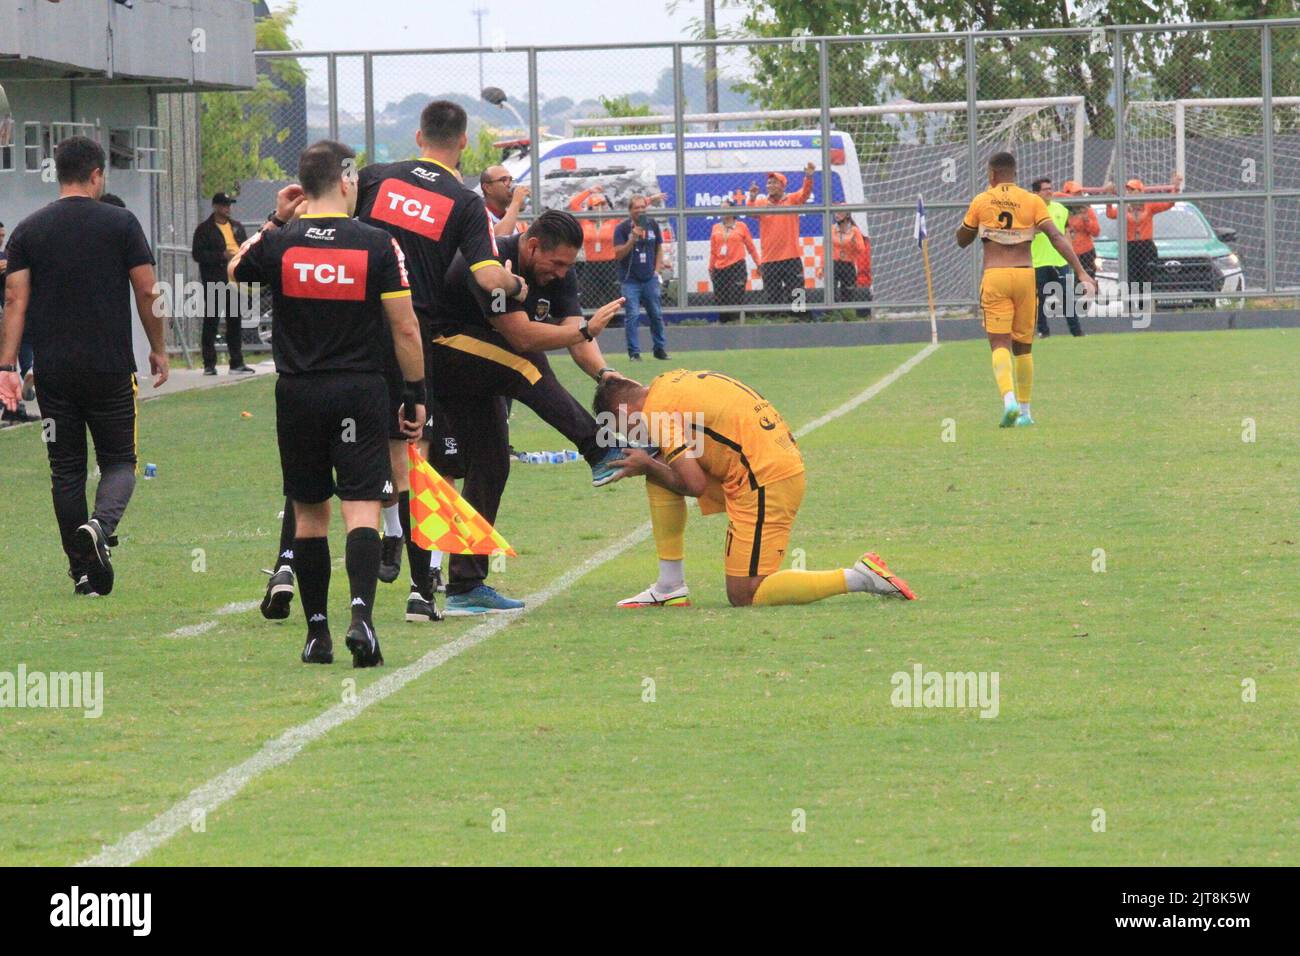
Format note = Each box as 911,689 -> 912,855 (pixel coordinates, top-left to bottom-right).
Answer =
160,18 -> 1300,336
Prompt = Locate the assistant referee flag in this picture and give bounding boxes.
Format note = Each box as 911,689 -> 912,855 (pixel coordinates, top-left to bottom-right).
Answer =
408,445 -> 516,556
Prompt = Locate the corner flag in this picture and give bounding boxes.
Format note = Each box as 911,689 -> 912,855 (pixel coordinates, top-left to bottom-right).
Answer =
407,445 -> 517,556
915,193 -> 938,344
914,195 -> 928,248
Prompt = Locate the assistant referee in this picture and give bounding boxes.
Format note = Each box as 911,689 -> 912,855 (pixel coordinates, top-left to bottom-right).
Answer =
0,136 -> 170,596
231,140 -> 426,667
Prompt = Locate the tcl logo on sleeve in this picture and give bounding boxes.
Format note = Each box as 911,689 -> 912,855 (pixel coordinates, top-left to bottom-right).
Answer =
370,178 -> 455,240
282,247 -> 369,301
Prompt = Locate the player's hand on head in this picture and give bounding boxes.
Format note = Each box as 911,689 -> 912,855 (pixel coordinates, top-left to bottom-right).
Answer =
275,184 -> 307,222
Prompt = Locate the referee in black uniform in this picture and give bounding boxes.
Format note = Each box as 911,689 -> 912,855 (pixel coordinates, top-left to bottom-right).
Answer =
260,100 -> 525,626
0,136 -> 170,596
231,140 -> 426,667
432,210 -> 626,615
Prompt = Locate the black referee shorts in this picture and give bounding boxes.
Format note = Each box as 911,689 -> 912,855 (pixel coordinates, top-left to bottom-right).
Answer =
384,360 -> 466,479
276,371 -> 391,503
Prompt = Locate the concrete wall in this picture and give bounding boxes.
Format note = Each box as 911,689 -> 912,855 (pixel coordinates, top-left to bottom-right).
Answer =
0,0 -> 254,88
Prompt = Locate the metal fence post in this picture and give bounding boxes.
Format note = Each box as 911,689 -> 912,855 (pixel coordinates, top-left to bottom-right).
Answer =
672,43 -> 688,309
327,53 -> 339,141
1262,23 -> 1275,295
819,38 -> 834,311
363,52 -> 375,165
1112,28 -> 1128,313
527,48 -> 542,221
965,32 -> 979,310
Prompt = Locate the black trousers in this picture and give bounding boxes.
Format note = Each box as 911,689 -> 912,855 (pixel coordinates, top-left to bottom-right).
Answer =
428,327 -> 604,595
1035,264 -> 1080,337
761,258 -> 803,305
711,261 -> 748,308
200,279 -> 245,370
34,369 -> 138,571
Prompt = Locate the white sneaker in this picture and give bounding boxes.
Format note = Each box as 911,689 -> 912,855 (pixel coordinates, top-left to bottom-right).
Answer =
617,583 -> 691,608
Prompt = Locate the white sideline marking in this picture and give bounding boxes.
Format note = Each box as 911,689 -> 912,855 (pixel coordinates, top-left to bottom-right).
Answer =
165,600 -> 260,638
79,343 -> 938,867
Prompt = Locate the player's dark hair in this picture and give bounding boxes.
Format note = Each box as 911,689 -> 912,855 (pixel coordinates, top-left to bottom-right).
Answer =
298,140 -> 356,198
592,375 -> 643,417
1030,177 -> 1051,193
988,151 -> 1017,174
526,209 -> 584,251
420,99 -> 468,149
54,136 -> 106,185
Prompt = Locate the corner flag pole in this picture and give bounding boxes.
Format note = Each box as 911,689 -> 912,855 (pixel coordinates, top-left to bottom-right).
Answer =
916,194 -> 939,345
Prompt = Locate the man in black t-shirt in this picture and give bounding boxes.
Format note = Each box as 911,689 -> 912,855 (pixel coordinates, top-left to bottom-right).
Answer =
431,209 -> 626,615
231,140 -> 426,668
261,99 -> 524,626
0,136 -> 170,596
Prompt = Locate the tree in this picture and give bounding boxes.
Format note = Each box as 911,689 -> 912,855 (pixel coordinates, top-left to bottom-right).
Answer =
199,2 -> 305,197
575,95 -> 662,136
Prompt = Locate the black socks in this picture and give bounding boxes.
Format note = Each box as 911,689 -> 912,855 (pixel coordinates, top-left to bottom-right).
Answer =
345,527 -> 381,625
294,536 -> 330,636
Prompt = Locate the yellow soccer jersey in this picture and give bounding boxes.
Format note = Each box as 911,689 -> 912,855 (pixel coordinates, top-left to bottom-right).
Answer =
963,183 -> 1053,245
642,369 -> 804,496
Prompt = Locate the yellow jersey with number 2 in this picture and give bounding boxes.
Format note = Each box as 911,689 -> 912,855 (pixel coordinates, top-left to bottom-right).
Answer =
962,183 -> 1052,245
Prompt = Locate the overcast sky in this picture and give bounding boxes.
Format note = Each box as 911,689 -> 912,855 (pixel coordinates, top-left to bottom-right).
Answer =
289,0 -> 746,53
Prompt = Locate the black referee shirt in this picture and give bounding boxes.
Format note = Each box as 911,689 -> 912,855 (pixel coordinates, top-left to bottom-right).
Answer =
3,197 -> 154,373
440,232 -> 581,336
232,214 -> 410,376
355,159 -> 498,333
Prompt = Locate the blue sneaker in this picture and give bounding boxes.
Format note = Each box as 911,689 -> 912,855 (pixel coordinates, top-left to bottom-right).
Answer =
444,584 -> 524,616
590,447 -> 625,487
1014,413 -> 1036,427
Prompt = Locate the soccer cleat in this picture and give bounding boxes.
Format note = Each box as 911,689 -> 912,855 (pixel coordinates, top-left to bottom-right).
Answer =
405,587 -> 444,623
74,518 -> 114,596
590,446 -> 626,487
260,566 -> 295,620
71,573 -> 99,597
378,534 -> 403,583
853,551 -> 917,601
1014,413 -> 1036,427
999,402 -> 1021,428
345,620 -> 384,668
445,584 -> 523,616
301,633 -> 334,665
617,583 -> 691,608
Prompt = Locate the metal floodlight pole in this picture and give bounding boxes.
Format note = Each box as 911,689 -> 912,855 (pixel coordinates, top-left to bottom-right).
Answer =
527,49 -> 542,226
327,54 -> 339,141
363,52 -> 375,164
1112,29 -> 1129,312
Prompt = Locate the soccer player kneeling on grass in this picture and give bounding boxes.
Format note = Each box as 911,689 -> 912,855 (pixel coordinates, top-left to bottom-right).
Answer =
229,141 -> 426,667
593,370 -> 916,607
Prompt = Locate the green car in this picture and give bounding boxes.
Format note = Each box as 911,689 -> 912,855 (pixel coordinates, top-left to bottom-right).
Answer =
1090,200 -> 1245,308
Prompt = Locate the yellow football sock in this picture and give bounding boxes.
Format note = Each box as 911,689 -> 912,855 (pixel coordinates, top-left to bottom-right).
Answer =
752,569 -> 849,606
646,481 -> 686,561
991,347 -> 1014,399
1014,352 -> 1033,404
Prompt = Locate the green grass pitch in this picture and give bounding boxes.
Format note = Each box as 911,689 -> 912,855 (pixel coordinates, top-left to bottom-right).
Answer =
1,329 -> 1296,865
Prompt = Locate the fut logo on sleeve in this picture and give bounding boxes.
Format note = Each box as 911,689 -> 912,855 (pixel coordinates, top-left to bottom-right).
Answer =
282,247 -> 369,301
371,178 -> 455,240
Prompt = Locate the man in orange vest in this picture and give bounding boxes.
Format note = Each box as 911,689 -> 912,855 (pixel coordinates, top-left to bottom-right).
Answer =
1106,172 -> 1183,292
746,162 -> 816,306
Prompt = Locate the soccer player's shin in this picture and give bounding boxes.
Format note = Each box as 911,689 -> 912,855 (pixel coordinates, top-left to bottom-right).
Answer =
647,481 -> 686,583
751,569 -> 848,606
275,496 -> 295,571
294,536 -> 331,663
1014,353 -> 1033,406
991,347 -> 1014,401
345,527 -> 381,625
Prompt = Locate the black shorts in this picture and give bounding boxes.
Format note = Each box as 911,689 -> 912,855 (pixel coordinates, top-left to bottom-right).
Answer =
276,372 -> 391,503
